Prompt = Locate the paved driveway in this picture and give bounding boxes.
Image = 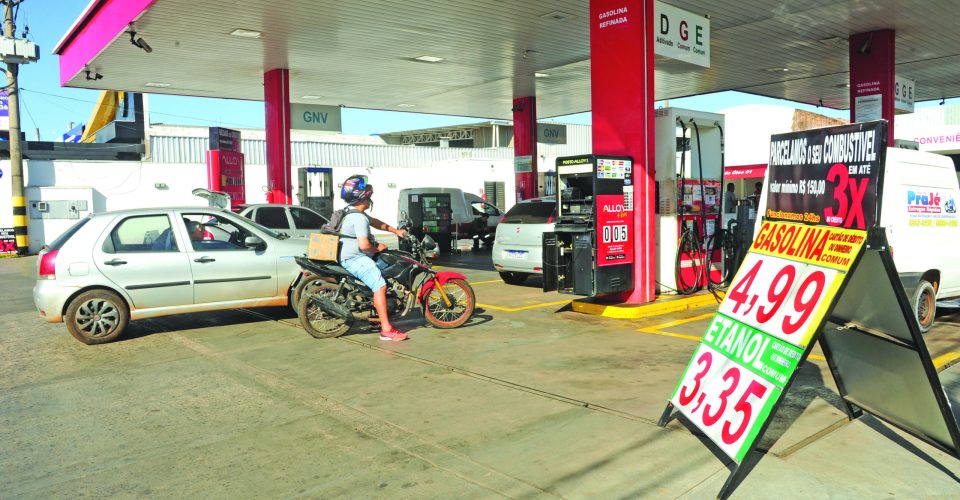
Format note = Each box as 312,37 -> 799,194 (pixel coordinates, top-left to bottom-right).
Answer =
4,253 -> 960,498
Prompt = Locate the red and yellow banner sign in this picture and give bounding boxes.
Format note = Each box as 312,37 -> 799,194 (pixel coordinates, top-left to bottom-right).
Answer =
750,220 -> 866,272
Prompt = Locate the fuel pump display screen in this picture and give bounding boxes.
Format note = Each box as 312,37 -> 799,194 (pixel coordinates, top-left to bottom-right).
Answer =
597,193 -> 633,266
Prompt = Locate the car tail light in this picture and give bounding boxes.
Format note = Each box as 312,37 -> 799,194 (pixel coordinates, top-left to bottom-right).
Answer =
534,266 -> 542,272
547,213 -> 555,224
499,214 -> 506,224
38,250 -> 58,279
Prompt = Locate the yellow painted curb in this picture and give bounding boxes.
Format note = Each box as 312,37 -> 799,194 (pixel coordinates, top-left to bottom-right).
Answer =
573,292 -> 722,319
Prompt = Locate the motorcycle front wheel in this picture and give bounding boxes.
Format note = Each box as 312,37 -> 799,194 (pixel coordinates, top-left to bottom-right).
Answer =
422,278 -> 475,328
298,283 -> 352,338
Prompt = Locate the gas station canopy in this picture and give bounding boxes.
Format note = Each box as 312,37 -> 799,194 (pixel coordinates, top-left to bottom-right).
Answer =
56,0 -> 960,119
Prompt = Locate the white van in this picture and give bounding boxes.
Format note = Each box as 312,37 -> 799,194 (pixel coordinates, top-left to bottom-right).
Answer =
756,147 -> 960,332
398,187 -> 501,251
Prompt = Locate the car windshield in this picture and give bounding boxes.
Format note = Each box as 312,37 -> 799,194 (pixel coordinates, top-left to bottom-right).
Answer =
502,201 -> 555,224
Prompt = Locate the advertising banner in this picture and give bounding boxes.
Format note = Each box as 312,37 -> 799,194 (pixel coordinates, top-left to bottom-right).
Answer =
205,150 -> 246,207
765,120 -> 887,230
0,228 -> 17,255
596,193 -> 633,267
670,219 -> 866,461
0,91 -> 8,130
209,127 -> 242,153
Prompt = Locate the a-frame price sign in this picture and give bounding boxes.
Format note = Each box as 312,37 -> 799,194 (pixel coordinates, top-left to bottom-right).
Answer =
659,120 -> 960,499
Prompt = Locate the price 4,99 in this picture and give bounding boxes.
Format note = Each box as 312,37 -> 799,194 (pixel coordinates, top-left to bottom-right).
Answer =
673,345 -> 777,457
720,254 -> 837,343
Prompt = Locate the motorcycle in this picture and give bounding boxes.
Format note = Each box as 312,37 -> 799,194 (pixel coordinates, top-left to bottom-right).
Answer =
294,218 -> 476,338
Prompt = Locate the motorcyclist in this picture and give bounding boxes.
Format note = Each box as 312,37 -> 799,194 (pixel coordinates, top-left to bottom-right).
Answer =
337,175 -> 410,341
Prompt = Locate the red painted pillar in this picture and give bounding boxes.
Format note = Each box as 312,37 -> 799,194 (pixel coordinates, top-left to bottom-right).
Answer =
590,0 -> 656,304
512,96 -> 538,201
264,68 -> 292,203
849,30 -> 896,145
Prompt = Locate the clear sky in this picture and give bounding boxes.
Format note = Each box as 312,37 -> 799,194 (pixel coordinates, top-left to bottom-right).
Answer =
14,0 -> 956,141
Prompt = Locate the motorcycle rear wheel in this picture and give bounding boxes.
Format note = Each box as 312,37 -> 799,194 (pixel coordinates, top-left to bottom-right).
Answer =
298,283 -> 352,338
422,278 -> 475,328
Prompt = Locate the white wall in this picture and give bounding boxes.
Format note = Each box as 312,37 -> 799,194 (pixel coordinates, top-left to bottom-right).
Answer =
0,157 -> 516,252
719,104 -> 795,166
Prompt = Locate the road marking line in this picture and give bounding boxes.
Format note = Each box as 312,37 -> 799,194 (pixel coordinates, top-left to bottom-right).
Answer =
636,312 -> 828,361
477,299 -> 571,312
470,279 -> 503,285
934,351 -> 960,370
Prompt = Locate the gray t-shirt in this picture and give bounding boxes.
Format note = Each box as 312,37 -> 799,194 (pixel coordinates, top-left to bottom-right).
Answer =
338,211 -> 377,261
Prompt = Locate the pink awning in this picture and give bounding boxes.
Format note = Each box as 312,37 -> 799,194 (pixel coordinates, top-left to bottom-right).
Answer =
724,164 -> 767,179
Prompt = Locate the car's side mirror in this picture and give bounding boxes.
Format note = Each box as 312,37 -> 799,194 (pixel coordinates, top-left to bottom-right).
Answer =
244,236 -> 266,251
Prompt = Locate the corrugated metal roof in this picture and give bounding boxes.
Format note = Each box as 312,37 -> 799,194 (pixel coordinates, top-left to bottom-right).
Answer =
148,124 -> 593,166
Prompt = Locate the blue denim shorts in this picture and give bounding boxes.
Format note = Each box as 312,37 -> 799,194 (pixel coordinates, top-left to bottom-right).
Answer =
341,254 -> 387,291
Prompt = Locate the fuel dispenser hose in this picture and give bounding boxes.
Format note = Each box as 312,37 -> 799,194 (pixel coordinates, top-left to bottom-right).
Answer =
675,119 -> 703,295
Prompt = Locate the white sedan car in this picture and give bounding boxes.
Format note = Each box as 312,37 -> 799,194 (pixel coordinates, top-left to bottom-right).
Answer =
33,207 -> 308,344
237,204 -> 329,239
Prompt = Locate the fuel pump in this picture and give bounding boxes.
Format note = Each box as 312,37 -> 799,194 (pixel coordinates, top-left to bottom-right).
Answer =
296,167 -> 334,220
654,108 -> 725,294
543,155 -> 634,296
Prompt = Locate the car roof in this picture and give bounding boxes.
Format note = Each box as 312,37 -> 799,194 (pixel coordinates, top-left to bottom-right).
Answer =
89,206 -> 232,218
518,196 -> 556,203
240,203 -> 312,209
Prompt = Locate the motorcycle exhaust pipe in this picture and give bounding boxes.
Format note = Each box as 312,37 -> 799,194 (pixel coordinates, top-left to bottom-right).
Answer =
308,294 -> 352,320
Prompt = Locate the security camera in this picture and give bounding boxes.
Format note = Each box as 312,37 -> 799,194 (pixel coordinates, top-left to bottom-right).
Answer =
85,70 -> 102,81
136,37 -> 153,53
128,30 -> 152,53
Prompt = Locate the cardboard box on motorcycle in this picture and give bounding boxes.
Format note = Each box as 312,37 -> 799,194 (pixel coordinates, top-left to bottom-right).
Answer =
754,146 -> 960,332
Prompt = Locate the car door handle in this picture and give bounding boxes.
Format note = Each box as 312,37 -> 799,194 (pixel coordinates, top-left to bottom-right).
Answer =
103,258 -> 127,266
193,256 -> 216,263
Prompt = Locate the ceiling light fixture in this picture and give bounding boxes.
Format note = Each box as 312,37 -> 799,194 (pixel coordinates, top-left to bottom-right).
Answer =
818,36 -> 845,45
534,72 -> 550,78
835,83 -> 850,88
764,67 -> 789,73
230,28 -> 263,39
301,95 -> 323,99
396,103 -> 416,108
414,55 -> 444,63
540,11 -> 574,22
145,82 -> 172,88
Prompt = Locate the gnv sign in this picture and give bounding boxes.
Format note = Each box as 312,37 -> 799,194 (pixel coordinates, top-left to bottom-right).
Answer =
537,123 -> 567,144
290,103 -> 342,132
654,0 -> 710,68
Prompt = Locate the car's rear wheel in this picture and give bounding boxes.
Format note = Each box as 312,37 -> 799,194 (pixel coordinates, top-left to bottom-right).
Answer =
913,279 -> 937,333
65,290 -> 129,345
499,271 -> 529,285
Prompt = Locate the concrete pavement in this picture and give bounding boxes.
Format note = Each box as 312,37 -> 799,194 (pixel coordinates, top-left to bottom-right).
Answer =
3,252 -> 960,498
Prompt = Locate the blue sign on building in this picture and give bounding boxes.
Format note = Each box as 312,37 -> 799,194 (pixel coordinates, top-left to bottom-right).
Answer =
62,123 -> 85,143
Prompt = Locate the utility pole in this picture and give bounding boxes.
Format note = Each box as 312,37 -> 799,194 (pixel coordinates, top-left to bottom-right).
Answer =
3,0 -> 26,255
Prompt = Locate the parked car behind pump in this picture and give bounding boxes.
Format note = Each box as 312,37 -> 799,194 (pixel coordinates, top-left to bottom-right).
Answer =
33,207 -> 309,344
398,187 -> 502,251
492,197 -> 556,284
238,204 -> 329,239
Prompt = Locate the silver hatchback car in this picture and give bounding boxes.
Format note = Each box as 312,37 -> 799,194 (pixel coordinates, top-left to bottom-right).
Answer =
492,197 -> 556,285
33,207 -> 308,344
